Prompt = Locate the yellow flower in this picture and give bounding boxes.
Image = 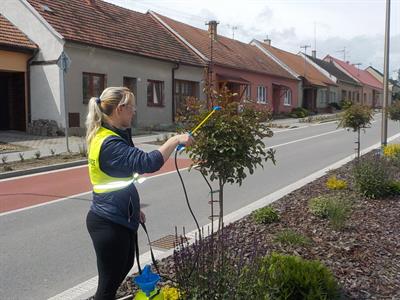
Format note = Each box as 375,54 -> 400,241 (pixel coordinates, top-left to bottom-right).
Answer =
383,144 -> 400,159
162,286 -> 181,300
326,175 -> 347,190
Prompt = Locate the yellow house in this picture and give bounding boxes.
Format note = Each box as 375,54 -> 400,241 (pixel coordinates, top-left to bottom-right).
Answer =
0,13 -> 37,131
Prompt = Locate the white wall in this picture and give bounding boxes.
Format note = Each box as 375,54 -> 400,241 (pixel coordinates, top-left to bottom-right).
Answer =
30,64 -> 63,123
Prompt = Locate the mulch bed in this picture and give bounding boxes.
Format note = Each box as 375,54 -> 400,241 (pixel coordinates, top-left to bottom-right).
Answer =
112,151 -> 400,299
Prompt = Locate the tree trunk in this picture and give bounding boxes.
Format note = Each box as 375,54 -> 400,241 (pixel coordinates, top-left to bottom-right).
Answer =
357,127 -> 361,159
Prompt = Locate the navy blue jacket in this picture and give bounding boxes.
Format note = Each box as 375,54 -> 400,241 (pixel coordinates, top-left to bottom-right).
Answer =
90,124 -> 164,231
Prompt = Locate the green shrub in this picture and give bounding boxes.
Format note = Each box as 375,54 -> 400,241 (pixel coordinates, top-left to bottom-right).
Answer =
274,229 -> 311,246
388,100 -> 400,122
329,102 -> 341,110
238,253 -> 340,300
353,157 -> 394,199
290,107 -> 310,118
309,195 -> 331,218
1,155 -> 7,164
253,206 -> 280,224
309,194 -> 352,230
327,198 -> 352,231
389,181 -> 400,195
34,151 -> 41,159
18,153 -> 25,162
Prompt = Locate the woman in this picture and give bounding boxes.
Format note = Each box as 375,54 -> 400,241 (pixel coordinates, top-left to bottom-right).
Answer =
85,87 -> 193,299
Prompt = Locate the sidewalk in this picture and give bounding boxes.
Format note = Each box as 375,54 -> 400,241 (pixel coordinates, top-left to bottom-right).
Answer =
0,130 -> 175,163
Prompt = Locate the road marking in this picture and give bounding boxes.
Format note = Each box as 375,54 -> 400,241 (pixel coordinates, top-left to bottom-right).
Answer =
49,132 -> 400,300
269,128 -> 343,149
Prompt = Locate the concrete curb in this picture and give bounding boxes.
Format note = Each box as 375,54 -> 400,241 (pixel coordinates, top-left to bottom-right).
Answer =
0,159 -> 87,180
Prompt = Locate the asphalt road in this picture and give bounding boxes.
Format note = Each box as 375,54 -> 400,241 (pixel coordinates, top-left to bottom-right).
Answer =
1,116 -> 399,300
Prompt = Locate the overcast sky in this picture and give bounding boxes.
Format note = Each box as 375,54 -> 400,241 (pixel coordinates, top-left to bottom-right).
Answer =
107,0 -> 400,79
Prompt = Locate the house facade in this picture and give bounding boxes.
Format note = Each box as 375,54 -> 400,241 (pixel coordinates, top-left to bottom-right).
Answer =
366,66 -> 400,104
305,52 -> 363,105
1,0 -> 205,134
0,13 -> 37,131
252,40 -> 337,113
151,12 -> 300,115
325,56 -> 383,108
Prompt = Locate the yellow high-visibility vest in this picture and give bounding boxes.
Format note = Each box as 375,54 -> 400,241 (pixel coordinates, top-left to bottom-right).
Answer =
88,127 -> 135,193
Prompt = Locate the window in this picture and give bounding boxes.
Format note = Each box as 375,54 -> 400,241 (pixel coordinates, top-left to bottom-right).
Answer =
83,72 -> 105,104
283,89 -> 292,106
257,86 -> 267,103
147,80 -> 164,107
244,85 -> 251,100
123,77 -> 137,96
175,80 -> 198,107
356,92 -> 360,102
353,91 -> 356,102
320,90 -> 328,104
348,91 -> 351,101
330,91 -> 336,103
364,93 -> 367,103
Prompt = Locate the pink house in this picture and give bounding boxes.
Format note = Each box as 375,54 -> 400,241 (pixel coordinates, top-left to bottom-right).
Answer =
150,12 -> 300,114
324,56 -> 383,107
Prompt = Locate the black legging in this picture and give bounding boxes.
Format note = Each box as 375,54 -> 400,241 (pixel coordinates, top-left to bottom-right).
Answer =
86,211 -> 137,300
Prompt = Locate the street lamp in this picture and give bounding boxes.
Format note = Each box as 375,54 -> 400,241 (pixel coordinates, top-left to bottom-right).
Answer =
381,0 -> 391,148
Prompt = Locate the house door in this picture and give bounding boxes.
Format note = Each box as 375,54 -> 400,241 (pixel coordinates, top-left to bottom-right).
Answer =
0,71 -> 26,131
123,77 -> 137,127
272,86 -> 280,114
303,88 -> 316,112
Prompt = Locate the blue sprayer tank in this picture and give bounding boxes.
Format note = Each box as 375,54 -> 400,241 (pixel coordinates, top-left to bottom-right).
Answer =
134,265 -> 164,300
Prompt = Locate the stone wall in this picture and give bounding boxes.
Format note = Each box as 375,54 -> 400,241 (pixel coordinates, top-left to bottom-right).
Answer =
27,119 -> 63,136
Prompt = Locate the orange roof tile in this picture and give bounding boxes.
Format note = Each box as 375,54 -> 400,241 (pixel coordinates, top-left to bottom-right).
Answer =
26,0 -> 204,66
0,14 -> 37,50
153,13 -> 296,80
257,42 -> 336,87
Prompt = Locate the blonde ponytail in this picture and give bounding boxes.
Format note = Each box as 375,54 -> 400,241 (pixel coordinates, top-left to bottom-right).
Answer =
85,97 -> 103,148
85,87 -> 134,149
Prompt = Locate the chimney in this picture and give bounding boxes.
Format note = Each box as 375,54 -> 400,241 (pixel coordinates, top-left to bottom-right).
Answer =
312,50 -> 316,59
263,38 -> 271,46
207,20 -> 219,41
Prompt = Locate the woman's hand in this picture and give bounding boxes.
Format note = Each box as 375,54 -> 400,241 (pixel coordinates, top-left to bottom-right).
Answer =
158,133 -> 195,162
139,210 -> 146,224
175,133 -> 194,147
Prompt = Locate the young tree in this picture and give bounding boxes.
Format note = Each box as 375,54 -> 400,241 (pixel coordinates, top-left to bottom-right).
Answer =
179,88 -> 276,230
338,104 -> 373,159
388,100 -> 400,124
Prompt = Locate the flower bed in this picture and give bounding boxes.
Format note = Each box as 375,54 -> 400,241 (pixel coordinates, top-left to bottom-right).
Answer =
114,149 -> 400,299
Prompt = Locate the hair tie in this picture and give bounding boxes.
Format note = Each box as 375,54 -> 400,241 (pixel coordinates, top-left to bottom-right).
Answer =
95,97 -> 101,105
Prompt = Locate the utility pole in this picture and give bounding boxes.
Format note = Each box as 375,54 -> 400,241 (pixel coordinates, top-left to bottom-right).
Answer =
352,63 -> 362,76
300,44 -> 311,77
382,0 -> 391,148
337,47 -> 347,61
232,25 -> 238,40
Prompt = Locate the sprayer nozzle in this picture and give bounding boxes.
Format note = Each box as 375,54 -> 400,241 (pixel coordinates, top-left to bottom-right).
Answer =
213,106 -> 222,111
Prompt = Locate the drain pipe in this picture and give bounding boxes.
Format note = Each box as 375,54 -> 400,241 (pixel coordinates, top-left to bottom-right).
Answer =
26,48 -> 39,127
171,61 -> 180,123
